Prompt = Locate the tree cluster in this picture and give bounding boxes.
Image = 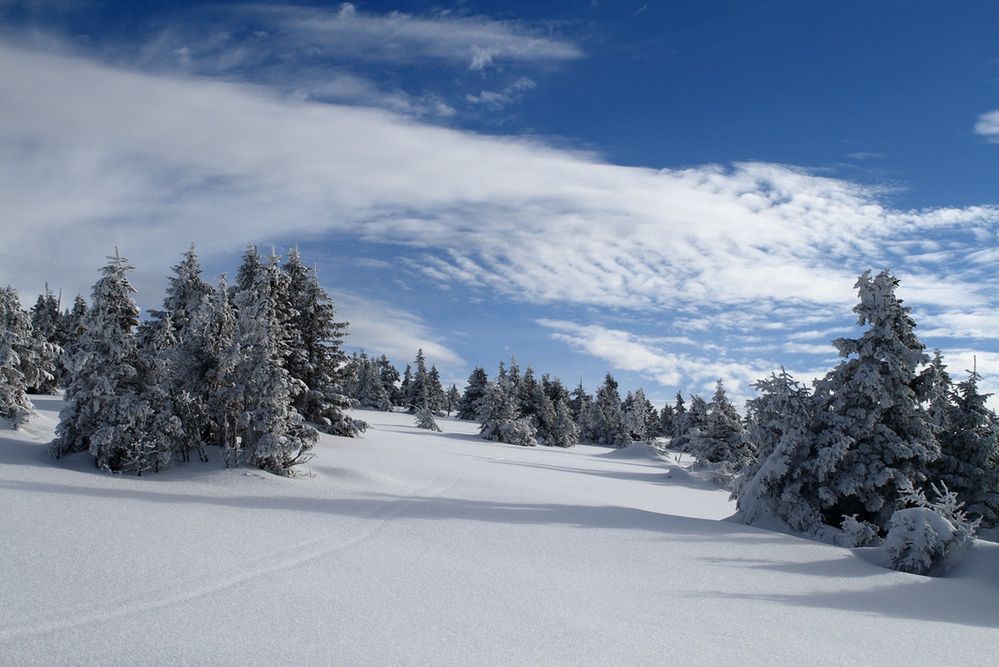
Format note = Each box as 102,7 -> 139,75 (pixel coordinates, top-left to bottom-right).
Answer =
47,245 -> 359,476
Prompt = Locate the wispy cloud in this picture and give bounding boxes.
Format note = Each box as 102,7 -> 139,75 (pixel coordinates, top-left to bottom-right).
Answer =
1,39 -> 998,395
975,108 -> 999,140
334,291 -> 464,369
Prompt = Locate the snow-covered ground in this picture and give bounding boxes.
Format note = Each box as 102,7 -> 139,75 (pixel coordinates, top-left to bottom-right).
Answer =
2,397 -> 998,665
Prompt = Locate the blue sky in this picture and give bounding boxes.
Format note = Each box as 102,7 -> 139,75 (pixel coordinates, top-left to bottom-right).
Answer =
2,0 -> 998,406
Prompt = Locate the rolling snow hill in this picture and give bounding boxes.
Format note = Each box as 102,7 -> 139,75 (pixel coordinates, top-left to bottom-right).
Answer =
2,396 -> 998,665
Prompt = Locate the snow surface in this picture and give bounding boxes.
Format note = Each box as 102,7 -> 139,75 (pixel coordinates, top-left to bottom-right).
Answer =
3,396 -> 999,665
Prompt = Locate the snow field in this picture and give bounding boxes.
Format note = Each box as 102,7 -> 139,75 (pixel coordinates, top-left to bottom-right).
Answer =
2,399 -> 998,665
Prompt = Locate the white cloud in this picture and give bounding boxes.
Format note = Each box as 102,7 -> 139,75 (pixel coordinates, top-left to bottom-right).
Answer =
333,291 -> 464,369
1,39 -> 998,386
256,3 -> 583,71
975,108 -> 999,140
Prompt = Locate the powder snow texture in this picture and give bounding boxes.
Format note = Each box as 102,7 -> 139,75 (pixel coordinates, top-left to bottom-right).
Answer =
2,396 -> 999,665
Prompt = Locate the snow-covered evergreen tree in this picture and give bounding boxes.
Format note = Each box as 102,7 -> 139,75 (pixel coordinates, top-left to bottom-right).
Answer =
52,251 -> 153,473
230,254 -> 317,475
376,355 -> 401,406
590,373 -> 630,447
29,286 -> 64,392
457,367 -> 489,420
689,380 -> 754,469
657,403 -> 675,439
399,364 -> 412,408
518,366 -> 540,421
933,366 -> 999,528
805,270 -> 939,534
132,315 -> 183,473
58,295 -> 88,387
673,394 -> 707,452
282,251 -> 359,436
0,286 -> 33,427
623,388 -> 655,442
445,384 -> 460,416
149,244 -> 213,336
478,378 -> 537,446
544,395 -> 580,448
734,369 -> 822,532
414,406 -> 442,432
405,349 -> 430,412
353,352 -> 392,410
428,365 -> 446,414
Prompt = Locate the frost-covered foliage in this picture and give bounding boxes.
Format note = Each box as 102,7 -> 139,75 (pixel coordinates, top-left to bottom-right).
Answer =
0,286 -> 34,427
229,252 -> 318,475
53,252 -> 154,473
445,384 -> 460,416
350,352 -> 393,411
133,315 -> 183,473
405,349 -> 430,412
544,396 -> 580,448
29,286 -> 64,392
414,406 -> 442,432
428,365 -> 446,414
689,380 -> 754,467
880,484 -> 979,576
148,244 -> 213,336
934,368 -> 999,527
673,394 -> 708,452
734,369 -> 824,532
805,270 -> 939,534
623,388 -> 655,442
478,379 -> 537,446
588,373 -> 630,447
282,249 -> 360,437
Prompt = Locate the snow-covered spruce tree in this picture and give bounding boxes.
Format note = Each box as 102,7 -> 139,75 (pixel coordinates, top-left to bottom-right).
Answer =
428,365 -> 446,414
58,295 -> 88,387
0,286 -> 34,427
52,252 -> 154,473
806,270 -> 939,535
478,378 -> 537,447
568,380 -> 590,423
518,366 -> 540,422
230,254 -> 318,475
671,392 -> 686,437
457,367 -> 489,420
405,349 -> 430,412
623,388 -> 655,442
131,315 -> 183,473
414,406 -> 442,432
657,403 -> 675,439
506,357 -> 522,399
376,355 -> 401,406
29,286 -> 64,392
933,366 -> 999,528
915,349 -> 954,439
171,274 -> 237,463
399,364 -> 412,408
353,352 -> 392,411
590,373 -> 630,447
446,384 -> 460,416
282,250 -> 360,436
733,369 -> 824,532
149,244 -> 214,337
673,394 -> 707,452
545,395 -> 580,448
689,380 -> 755,470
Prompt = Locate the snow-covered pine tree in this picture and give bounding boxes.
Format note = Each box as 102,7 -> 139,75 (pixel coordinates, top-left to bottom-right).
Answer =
399,364 -> 412,408
689,380 -> 754,469
568,380 -> 590,423
446,384 -> 460,416
58,295 -> 88,387
591,373 -> 630,447
29,286 -> 63,392
52,251 -> 153,473
672,392 -> 686,437
623,388 -> 655,442
457,367 -> 489,420
405,349 -> 430,412
933,365 -> 999,528
149,244 -> 214,337
132,315 -> 183,473
657,403 -> 675,439
518,366 -> 540,421
477,378 -> 537,446
172,274 -> 237,463
542,374 -> 570,406
673,394 -> 707,452
376,355 -> 401,406
733,369 -> 823,532
0,286 -> 34,428
283,252 -> 359,436
414,406 -> 442,432
230,254 -> 318,475
428,365 -> 446,415
548,396 -> 581,448
806,270 -> 939,534
915,349 -> 954,439
353,352 -> 392,410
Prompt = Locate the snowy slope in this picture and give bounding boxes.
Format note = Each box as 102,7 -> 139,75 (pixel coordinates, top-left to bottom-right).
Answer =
2,396 -> 998,665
